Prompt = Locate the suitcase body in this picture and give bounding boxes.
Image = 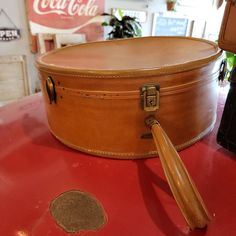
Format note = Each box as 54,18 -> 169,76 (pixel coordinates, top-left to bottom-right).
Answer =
37,36 -> 222,159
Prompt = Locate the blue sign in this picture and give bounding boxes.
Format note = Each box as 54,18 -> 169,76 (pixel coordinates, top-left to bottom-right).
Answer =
154,16 -> 188,36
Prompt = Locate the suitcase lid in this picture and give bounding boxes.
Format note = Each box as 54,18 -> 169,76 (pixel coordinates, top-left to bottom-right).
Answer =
37,36 -> 221,77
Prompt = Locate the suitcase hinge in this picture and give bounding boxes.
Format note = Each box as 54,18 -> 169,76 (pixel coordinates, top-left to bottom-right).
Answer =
46,76 -> 57,104
141,84 -> 160,112
218,59 -> 227,82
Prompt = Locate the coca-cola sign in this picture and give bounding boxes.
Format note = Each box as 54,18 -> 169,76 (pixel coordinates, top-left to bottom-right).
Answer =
26,0 -> 104,52
33,0 -> 98,16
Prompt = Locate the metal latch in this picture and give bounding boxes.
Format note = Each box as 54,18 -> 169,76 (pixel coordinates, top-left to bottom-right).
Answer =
141,84 -> 160,112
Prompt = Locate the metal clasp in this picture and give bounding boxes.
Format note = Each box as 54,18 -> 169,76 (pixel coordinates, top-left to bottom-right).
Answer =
141,84 -> 160,112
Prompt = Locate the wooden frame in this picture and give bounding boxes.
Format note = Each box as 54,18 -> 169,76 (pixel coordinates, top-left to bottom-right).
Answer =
0,55 -> 30,105
36,33 -> 86,53
24,0 -> 37,53
53,34 -> 86,49
25,0 -> 105,53
111,8 -> 147,23
36,33 -> 54,54
152,13 -> 193,37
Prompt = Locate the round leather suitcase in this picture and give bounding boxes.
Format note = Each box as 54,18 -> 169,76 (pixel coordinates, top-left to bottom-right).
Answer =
37,36 -> 222,159
37,36 -> 223,229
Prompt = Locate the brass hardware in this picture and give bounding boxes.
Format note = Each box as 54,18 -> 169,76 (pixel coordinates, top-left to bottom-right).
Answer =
141,84 -> 160,112
140,132 -> 153,139
145,115 -> 159,127
46,76 -> 56,104
218,59 -> 227,82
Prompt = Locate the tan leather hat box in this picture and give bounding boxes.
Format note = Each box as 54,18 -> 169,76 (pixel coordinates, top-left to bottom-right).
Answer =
37,36 -> 223,229
37,36 -> 222,159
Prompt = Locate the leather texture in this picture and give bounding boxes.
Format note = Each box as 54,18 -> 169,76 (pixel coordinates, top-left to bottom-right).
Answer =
219,0 -> 236,53
37,37 -> 222,159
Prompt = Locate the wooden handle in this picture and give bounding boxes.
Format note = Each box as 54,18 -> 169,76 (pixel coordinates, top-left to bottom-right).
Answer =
146,117 -> 211,230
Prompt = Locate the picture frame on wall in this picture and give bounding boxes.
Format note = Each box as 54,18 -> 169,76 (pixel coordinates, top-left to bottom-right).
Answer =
111,8 -> 147,23
0,55 -> 30,105
152,13 -> 194,37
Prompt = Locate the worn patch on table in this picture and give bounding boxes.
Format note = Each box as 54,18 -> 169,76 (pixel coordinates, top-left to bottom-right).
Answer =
50,190 -> 106,233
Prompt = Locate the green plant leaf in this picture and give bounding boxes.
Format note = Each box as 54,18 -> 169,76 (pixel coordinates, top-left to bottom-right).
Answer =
226,51 -> 236,69
118,8 -> 123,19
101,22 -> 109,26
101,13 -> 111,16
125,22 -> 134,31
101,11 -> 142,39
133,23 -> 142,37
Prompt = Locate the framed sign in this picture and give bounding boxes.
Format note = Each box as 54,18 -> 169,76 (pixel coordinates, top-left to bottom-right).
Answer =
0,55 -> 30,106
26,0 -> 105,52
111,9 -> 147,23
0,28 -> 20,41
0,9 -> 21,41
152,13 -> 193,37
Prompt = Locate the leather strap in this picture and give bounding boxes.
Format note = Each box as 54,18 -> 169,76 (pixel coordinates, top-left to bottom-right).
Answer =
146,116 -> 211,229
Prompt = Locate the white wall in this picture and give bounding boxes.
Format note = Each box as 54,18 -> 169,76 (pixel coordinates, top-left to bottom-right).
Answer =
0,0 -> 224,95
0,0 -> 167,94
0,0 -> 39,93
0,0 -> 168,93
105,0 -> 166,37
104,0 -> 223,40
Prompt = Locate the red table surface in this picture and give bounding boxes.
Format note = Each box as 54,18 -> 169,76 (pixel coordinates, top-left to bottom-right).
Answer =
0,87 -> 235,236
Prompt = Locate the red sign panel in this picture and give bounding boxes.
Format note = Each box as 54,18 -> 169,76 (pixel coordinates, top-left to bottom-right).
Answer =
26,0 -> 105,52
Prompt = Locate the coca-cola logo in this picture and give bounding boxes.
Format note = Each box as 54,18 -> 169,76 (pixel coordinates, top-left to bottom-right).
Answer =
27,0 -> 104,47
33,0 -> 98,16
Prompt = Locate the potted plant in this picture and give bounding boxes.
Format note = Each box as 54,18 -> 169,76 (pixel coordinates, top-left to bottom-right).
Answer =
166,0 -> 178,11
225,52 -> 236,79
101,9 -> 142,39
